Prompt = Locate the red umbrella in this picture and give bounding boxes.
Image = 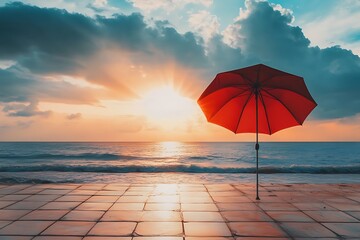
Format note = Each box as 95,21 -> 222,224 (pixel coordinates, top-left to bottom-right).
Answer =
198,64 -> 317,199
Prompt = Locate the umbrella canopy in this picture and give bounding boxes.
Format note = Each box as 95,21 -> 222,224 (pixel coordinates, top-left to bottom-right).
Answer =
198,64 -> 317,199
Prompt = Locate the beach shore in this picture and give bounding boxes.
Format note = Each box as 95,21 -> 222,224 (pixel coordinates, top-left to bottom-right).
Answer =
0,183 -> 359,239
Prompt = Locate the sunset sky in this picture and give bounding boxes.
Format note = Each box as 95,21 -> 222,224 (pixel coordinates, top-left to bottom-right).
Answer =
0,0 -> 359,141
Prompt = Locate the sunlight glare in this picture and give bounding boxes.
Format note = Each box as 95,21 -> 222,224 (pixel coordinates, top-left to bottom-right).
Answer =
141,86 -> 196,123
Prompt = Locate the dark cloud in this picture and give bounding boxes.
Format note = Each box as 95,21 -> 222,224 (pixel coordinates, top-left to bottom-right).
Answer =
225,0 -> 360,119
0,2 -> 98,73
0,3 -> 207,73
97,13 -> 207,67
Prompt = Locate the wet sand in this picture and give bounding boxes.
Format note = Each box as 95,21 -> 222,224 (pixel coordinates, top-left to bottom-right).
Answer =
0,183 -> 359,239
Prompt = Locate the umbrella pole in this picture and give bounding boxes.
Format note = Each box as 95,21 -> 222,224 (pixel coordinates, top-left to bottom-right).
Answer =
255,91 -> 260,200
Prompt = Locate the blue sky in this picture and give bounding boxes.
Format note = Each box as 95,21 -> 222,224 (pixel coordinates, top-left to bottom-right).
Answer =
0,0 -> 359,141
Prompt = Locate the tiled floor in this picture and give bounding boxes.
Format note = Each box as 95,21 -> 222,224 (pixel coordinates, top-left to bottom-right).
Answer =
0,183 -> 359,239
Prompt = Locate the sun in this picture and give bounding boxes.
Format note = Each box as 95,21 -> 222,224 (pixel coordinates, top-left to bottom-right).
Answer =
141,86 -> 196,123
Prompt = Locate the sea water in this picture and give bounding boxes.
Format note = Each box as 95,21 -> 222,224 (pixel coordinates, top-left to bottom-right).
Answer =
0,142 -> 359,183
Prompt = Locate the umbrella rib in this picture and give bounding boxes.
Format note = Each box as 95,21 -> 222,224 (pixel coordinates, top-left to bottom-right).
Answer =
208,89 -> 251,120
235,91 -> 254,133
259,92 -> 272,134
262,89 -> 302,125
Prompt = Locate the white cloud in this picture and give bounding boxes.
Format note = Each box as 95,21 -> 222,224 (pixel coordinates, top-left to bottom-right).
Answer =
130,0 -> 212,13
188,10 -> 220,42
299,0 -> 360,55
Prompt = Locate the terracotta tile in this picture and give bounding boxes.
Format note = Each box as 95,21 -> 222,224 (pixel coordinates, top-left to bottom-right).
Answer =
117,196 -> 148,203
21,210 -> 68,220
206,184 -> 236,192
212,196 -> 251,203
84,237 -> 131,240
267,211 -> 314,222
88,222 -> 136,236
0,210 -> 31,220
101,210 -> 142,221
0,220 -> 53,235
257,203 -> 297,211
145,203 -> 180,211
347,211 -> 360,220
55,195 -> 90,202
184,212 -> 224,221
134,237 -> 182,240
322,223 -> 360,237
186,238 -> 234,240
86,196 -> 119,202
40,201 -> 81,210
326,202 -> 360,211
180,192 -> 210,197
148,196 -> 179,203
0,195 -> 30,201
253,196 -> 285,203
102,185 -> 128,191
78,184 -> 105,190
182,203 -> 218,212
0,201 -> 15,209
217,203 -> 261,211
235,238 -> 289,240
33,237 -> 82,240
110,203 -> 145,211
229,222 -> 287,237
123,191 -> 150,196
153,184 -> 178,194
292,202 -> 335,211
76,202 -> 112,211
62,210 -> 104,221
304,210 -> 359,222
95,190 -> 125,196
68,190 -> 97,195
0,221 -> 11,229
24,194 -> 60,202
222,211 -> 273,222
136,222 -> 182,236
42,221 -> 95,236
141,211 -> 181,221
0,236 -> 33,240
209,192 -> 243,197
5,201 -> 47,210
279,222 -> 337,238
179,186 -> 207,192
181,197 -> 213,203
184,222 -> 232,236
38,189 -> 72,195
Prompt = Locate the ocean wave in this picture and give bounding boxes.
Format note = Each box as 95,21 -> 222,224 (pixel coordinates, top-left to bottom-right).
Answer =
0,153 -> 142,161
0,164 -> 359,174
0,177 -> 77,184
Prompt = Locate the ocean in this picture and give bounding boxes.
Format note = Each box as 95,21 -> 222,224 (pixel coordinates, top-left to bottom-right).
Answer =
0,142 -> 359,184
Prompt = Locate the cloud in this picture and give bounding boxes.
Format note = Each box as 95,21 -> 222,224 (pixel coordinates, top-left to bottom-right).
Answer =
188,10 -> 220,42
0,2 -> 98,73
0,67 -> 100,104
66,113 -> 82,120
129,0 -> 212,13
299,0 -> 360,55
222,0 -> 360,119
2,101 -> 51,117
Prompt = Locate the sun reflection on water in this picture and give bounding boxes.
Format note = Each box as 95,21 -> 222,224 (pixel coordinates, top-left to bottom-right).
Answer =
157,141 -> 184,158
